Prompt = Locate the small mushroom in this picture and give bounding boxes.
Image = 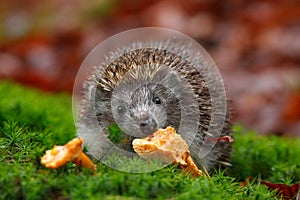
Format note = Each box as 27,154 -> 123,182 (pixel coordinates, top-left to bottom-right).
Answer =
41,138 -> 96,171
133,126 -> 203,177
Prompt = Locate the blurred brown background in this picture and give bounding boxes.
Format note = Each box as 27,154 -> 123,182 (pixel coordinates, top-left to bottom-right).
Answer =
0,0 -> 299,136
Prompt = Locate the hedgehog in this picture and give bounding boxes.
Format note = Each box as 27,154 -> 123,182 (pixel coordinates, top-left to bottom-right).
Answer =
77,39 -> 232,172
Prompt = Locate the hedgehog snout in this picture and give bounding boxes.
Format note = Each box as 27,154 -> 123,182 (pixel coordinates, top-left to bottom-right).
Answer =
139,113 -> 157,135
139,117 -> 158,135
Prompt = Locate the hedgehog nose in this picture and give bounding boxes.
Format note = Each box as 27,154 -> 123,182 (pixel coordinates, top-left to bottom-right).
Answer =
140,118 -> 158,135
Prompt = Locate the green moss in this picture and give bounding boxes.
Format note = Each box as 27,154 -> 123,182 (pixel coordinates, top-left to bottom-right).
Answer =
0,81 -> 299,200
230,125 -> 300,183
108,123 -> 126,144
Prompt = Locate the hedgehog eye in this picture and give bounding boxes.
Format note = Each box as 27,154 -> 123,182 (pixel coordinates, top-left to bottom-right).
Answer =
152,97 -> 161,104
117,105 -> 126,114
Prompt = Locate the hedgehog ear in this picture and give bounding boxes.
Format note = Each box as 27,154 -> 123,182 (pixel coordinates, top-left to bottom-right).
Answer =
86,84 -> 111,101
165,71 -> 182,86
95,87 -> 111,101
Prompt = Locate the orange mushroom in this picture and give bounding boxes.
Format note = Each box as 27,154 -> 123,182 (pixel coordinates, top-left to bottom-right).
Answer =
41,138 -> 96,171
132,126 -> 203,177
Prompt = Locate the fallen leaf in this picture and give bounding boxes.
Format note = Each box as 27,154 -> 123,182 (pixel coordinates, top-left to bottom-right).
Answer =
242,177 -> 300,200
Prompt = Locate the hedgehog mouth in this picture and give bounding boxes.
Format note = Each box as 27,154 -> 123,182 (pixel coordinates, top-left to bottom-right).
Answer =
140,126 -> 158,136
139,118 -> 158,135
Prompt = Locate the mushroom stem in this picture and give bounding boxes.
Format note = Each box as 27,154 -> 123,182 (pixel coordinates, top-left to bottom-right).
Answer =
73,152 -> 97,171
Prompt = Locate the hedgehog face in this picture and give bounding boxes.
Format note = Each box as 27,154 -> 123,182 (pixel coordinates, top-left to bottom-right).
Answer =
129,84 -> 167,136
112,83 -> 168,137
109,64 -> 182,138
